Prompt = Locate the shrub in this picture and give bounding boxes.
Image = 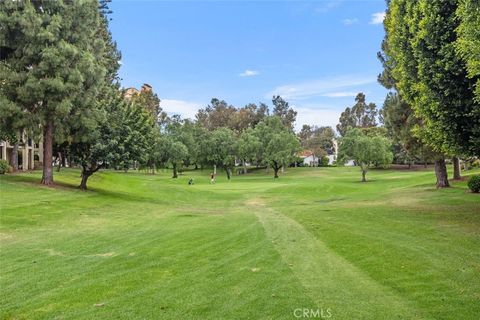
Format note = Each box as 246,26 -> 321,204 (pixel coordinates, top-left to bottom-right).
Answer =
319,156 -> 330,167
471,159 -> 480,168
467,175 -> 480,193
0,159 -> 11,175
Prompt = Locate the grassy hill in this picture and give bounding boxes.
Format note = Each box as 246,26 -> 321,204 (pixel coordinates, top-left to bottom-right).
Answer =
1,167 -> 479,319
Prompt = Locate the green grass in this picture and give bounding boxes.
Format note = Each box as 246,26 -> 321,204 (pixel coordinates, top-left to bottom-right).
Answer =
1,166 -> 479,319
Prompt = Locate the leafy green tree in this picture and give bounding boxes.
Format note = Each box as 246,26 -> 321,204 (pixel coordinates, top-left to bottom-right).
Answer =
159,136 -> 188,178
0,0 -> 108,185
190,124 -> 210,169
272,96 -> 297,130
236,128 -> 261,174
129,87 -> 164,124
298,125 -> 336,161
336,93 -> 378,136
196,98 -> 237,131
298,125 -> 314,147
196,99 -> 268,133
142,130 -> 163,174
231,103 -> 269,132
384,0 -> 480,187
338,128 -> 393,182
456,0 -> 480,102
255,116 -> 300,178
381,93 -> 435,166
160,115 -> 195,176
68,87 -> 154,189
207,128 -> 237,179
69,89 -> 123,190
120,102 -> 155,171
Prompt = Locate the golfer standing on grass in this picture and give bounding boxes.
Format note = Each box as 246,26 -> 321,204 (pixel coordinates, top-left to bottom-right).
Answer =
210,172 -> 215,184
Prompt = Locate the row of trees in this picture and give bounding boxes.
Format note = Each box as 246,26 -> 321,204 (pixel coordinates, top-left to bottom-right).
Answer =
377,0 -> 479,187
334,0 -> 479,186
158,115 -> 300,180
1,0 -> 120,186
0,0 -> 304,189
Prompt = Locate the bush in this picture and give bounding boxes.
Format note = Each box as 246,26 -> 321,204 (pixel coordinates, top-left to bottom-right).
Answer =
0,159 -> 11,175
319,156 -> 330,167
467,175 -> 480,193
471,159 -> 480,168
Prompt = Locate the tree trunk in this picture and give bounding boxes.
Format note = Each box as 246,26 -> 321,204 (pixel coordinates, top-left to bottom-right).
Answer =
452,156 -> 461,180
434,157 -> 450,188
10,142 -> 18,172
79,171 -> 91,190
274,167 -> 279,178
213,164 -> 217,175
57,152 -> 62,172
243,159 -> 247,174
226,167 -> 231,180
41,120 -> 54,185
361,169 -> 367,182
172,163 -> 178,178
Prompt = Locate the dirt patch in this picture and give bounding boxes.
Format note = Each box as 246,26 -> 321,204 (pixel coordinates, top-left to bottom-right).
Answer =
94,252 -> 116,257
45,248 -> 65,256
245,198 -> 266,207
0,232 -> 14,242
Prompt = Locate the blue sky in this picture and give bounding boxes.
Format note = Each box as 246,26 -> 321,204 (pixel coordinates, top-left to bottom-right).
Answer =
109,0 -> 388,130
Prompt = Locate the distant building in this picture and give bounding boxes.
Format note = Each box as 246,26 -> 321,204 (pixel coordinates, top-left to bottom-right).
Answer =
123,83 -> 154,100
298,150 -> 319,166
123,87 -> 139,100
298,138 -> 339,166
0,132 -> 42,171
141,83 -> 152,92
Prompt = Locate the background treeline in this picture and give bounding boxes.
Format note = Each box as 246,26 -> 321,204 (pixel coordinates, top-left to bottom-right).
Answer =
1,0 -> 478,189
334,0 -> 480,186
0,0 -> 303,189
376,0 -> 480,187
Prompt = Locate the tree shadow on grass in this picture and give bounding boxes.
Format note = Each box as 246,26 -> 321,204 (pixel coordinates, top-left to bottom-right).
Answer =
1,173 -> 196,208
352,179 -> 377,183
0,174 -> 80,191
89,186 -> 172,206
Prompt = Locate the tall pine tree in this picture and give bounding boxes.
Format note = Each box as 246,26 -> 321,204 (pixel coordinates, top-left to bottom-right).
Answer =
0,0 -> 108,185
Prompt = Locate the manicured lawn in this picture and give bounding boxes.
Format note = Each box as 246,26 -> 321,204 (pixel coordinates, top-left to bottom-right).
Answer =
1,167 -> 479,319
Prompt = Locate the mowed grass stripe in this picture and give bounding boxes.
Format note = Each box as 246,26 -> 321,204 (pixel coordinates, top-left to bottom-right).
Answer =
1,167 -> 479,319
249,198 -> 428,319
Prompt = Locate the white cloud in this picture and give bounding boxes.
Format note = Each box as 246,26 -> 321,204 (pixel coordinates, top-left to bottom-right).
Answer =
370,12 -> 386,25
342,18 -> 358,26
161,99 -> 200,119
321,91 -> 358,98
239,69 -> 259,77
267,75 -> 375,100
314,0 -> 343,13
293,105 -> 341,132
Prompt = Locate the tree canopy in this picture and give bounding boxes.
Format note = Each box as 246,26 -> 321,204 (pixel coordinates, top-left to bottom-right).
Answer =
338,128 -> 393,182
337,93 -> 378,136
